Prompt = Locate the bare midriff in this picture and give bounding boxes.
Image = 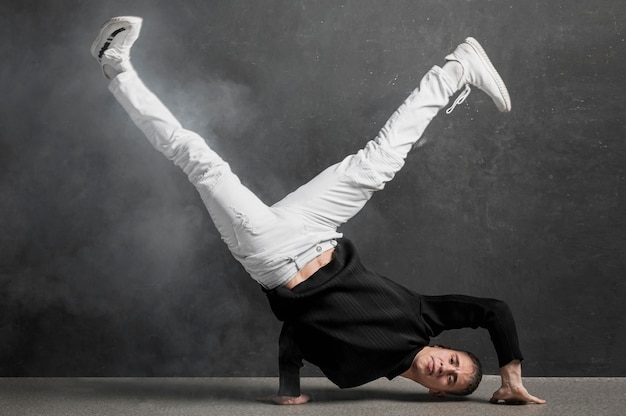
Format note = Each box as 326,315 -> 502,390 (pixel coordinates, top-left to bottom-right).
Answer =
282,248 -> 335,290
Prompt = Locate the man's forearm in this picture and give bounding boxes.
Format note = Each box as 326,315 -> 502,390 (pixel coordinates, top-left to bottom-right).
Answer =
278,323 -> 304,397
421,295 -> 524,366
278,365 -> 301,397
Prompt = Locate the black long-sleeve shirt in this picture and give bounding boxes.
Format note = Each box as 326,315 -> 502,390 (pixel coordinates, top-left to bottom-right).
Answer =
265,239 -> 523,396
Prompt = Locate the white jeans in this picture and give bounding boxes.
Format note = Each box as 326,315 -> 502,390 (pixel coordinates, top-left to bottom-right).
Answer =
108,67 -> 458,289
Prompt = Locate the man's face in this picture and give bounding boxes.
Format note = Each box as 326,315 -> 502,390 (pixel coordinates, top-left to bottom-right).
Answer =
412,346 -> 475,396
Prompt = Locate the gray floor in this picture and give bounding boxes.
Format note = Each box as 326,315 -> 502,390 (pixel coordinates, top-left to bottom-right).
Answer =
1,376 -> 624,416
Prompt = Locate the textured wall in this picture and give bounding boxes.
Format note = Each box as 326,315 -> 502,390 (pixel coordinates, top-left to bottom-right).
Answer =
1,0 -> 624,377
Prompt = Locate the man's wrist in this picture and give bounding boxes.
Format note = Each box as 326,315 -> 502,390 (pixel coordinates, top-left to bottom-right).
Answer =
278,367 -> 301,397
499,359 -> 523,386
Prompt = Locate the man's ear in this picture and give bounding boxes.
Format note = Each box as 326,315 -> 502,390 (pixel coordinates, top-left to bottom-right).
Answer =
429,389 -> 447,398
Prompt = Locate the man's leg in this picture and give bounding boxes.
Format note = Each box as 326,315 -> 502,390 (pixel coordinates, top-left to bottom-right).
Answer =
92,18 -> 510,288
92,17 -> 276,265
274,38 -> 511,232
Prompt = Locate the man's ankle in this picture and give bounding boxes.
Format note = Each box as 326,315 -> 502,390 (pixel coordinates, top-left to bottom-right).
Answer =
102,63 -> 121,80
442,61 -> 464,91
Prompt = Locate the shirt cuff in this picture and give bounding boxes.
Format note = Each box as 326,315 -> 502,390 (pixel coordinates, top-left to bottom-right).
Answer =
278,366 -> 301,397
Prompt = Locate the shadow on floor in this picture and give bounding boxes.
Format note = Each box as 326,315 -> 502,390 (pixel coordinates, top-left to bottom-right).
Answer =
5,377 -> 475,405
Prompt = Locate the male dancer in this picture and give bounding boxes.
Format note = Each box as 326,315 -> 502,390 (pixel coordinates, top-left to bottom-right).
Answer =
91,16 -> 545,405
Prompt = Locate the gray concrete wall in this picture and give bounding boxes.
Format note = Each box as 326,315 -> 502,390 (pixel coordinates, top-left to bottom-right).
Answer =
1,0 -> 624,377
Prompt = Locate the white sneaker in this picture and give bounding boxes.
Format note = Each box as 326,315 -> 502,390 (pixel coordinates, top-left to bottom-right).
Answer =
90,16 -> 143,79
445,37 -> 511,112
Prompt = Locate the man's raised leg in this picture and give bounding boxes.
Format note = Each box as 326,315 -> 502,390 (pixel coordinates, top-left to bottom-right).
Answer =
91,16 -> 276,265
274,38 -> 511,233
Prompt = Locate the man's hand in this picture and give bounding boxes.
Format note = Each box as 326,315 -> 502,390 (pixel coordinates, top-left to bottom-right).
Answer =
490,360 -> 546,405
490,384 -> 545,404
257,394 -> 311,405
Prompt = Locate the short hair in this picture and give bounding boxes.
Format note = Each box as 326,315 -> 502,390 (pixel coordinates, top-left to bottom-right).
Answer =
451,350 -> 483,396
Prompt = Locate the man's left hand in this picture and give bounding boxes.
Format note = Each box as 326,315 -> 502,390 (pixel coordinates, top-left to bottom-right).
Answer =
257,394 -> 311,405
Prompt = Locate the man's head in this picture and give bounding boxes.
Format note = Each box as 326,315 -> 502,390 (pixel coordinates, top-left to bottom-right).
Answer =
408,345 -> 483,397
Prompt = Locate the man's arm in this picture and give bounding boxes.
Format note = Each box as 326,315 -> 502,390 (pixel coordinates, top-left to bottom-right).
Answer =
420,295 -> 545,404
257,322 -> 310,405
277,322 -> 304,397
421,295 -> 523,367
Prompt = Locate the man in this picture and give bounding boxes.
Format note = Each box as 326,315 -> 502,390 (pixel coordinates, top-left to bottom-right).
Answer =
91,16 -> 545,405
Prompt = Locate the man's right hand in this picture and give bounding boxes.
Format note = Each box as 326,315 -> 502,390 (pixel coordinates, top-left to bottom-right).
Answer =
490,383 -> 545,404
257,394 -> 311,405
490,360 -> 546,405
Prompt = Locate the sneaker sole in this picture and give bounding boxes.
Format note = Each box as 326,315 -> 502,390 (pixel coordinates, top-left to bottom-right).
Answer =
464,37 -> 511,112
90,16 -> 143,61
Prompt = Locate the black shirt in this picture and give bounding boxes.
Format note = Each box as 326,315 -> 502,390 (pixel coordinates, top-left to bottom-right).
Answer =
265,239 -> 523,396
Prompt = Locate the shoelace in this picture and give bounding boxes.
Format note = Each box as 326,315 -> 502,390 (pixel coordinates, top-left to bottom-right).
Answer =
446,84 -> 472,114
